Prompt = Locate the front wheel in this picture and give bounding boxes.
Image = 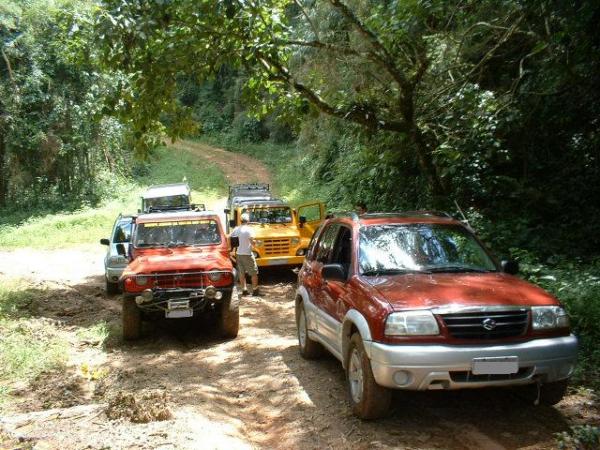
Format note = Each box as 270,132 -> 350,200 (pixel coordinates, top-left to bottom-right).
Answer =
217,288 -> 239,339
520,379 -> 569,406
346,333 -> 391,420
106,278 -> 120,295
122,296 -> 141,340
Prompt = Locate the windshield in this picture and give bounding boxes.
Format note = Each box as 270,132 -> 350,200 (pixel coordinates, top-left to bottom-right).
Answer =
134,219 -> 221,247
359,224 -> 496,274
244,207 -> 292,224
144,195 -> 190,211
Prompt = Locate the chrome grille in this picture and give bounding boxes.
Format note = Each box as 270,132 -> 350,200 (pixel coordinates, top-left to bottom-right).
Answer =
440,309 -> 529,339
263,238 -> 291,256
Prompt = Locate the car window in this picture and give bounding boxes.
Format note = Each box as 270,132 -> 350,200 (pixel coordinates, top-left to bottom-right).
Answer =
113,221 -> 132,243
330,226 -> 352,274
359,224 -> 497,274
306,223 -> 325,261
315,224 -> 340,264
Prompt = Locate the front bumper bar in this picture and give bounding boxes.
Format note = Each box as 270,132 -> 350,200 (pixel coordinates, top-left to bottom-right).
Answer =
366,335 -> 578,390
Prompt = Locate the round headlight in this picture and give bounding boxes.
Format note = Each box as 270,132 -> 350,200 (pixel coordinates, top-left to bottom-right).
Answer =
208,272 -> 222,282
136,276 -> 148,286
254,239 -> 264,246
291,237 -> 300,246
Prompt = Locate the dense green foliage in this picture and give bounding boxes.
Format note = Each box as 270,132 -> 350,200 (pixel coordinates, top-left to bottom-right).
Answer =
0,0 -> 130,212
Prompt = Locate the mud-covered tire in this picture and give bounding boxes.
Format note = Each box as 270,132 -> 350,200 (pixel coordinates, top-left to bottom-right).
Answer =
106,279 -> 120,295
218,288 -> 239,339
346,333 -> 391,420
122,296 -> 141,340
296,302 -> 323,359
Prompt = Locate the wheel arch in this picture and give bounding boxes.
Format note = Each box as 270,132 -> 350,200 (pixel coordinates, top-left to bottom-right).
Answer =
341,309 -> 373,369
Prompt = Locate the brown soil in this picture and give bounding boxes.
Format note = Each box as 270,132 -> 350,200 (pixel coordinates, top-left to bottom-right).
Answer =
0,144 -> 598,449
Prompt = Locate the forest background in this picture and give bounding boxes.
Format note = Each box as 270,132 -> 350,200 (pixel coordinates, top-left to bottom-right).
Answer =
0,0 -> 599,385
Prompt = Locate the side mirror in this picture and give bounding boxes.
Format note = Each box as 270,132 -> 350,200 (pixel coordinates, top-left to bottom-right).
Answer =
224,208 -> 230,215
299,216 -> 307,228
501,259 -> 519,275
100,238 -> 110,246
116,243 -> 126,256
322,263 -> 347,282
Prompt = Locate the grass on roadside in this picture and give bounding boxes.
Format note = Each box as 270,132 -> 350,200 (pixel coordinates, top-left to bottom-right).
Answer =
0,279 -> 69,404
0,143 -> 228,250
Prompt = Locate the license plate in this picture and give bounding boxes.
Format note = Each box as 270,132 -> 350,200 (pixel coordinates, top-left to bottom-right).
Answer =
267,257 -> 289,266
472,356 -> 519,375
166,300 -> 193,319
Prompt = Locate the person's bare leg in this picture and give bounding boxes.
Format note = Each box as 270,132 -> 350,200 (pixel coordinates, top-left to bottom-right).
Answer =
239,271 -> 247,293
251,274 -> 258,292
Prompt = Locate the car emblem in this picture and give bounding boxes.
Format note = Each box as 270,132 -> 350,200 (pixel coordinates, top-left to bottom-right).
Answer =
482,318 -> 497,331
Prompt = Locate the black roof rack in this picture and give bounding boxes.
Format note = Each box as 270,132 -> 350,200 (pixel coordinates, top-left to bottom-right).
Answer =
146,203 -> 205,213
361,210 -> 453,219
229,183 -> 270,195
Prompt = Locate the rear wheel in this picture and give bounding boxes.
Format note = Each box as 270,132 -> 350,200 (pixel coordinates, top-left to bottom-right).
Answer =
296,302 -> 323,359
346,333 -> 391,420
106,278 -> 120,295
218,288 -> 239,339
122,296 -> 141,340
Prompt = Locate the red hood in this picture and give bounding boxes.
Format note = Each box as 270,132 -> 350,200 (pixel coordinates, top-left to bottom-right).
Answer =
123,247 -> 232,276
364,272 -> 559,310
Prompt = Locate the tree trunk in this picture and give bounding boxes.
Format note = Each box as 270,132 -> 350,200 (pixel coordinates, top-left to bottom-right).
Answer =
0,132 -> 7,207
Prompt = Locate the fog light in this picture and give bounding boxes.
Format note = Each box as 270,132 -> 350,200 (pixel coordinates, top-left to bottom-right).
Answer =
296,248 -> 305,256
205,286 -> 217,299
142,289 -> 153,302
215,291 -> 223,300
393,370 -> 412,386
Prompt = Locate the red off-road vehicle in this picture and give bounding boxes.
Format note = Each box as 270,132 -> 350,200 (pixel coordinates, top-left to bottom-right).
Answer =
118,210 -> 238,340
296,211 -> 578,419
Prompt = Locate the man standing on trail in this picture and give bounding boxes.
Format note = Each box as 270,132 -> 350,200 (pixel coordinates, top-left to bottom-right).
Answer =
231,213 -> 260,296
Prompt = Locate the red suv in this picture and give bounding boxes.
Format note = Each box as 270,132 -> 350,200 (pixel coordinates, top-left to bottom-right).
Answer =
119,210 -> 237,340
296,211 -> 578,419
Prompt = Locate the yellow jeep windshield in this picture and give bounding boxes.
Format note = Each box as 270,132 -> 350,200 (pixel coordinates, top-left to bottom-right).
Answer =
244,207 -> 292,224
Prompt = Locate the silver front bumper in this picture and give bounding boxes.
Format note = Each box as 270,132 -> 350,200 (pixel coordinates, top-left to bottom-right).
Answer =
106,266 -> 126,282
366,335 -> 578,390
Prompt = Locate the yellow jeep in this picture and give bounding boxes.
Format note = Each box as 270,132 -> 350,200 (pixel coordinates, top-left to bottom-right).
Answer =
225,200 -> 325,267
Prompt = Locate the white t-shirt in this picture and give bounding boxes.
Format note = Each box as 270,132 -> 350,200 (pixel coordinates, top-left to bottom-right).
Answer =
231,224 -> 254,255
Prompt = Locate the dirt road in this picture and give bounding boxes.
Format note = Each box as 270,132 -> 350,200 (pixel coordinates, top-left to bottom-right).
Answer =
1,143 -> 598,449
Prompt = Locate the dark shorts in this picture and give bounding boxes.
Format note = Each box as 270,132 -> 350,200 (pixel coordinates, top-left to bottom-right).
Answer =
237,254 -> 258,277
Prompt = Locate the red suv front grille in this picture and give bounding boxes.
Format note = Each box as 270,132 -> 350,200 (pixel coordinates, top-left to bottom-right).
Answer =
440,309 -> 529,340
134,271 -> 231,289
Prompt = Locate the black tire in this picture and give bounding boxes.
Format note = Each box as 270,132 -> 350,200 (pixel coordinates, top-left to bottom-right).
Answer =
346,333 -> 391,420
106,278 -> 120,295
122,296 -> 141,340
296,301 -> 323,359
218,288 -> 239,339
518,379 -> 569,406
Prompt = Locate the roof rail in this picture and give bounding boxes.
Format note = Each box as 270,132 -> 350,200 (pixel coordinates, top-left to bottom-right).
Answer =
362,210 -> 453,219
229,183 -> 270,194
331,211 -> 360,221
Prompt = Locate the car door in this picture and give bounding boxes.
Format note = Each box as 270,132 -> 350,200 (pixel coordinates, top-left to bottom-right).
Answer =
320,225 -> 353,349
310,223 -> 340,348
296,201 -> 326,241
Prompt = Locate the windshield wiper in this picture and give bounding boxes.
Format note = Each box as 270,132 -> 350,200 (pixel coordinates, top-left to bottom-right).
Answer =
427,266 -> 492,273
361,268 -> 431,276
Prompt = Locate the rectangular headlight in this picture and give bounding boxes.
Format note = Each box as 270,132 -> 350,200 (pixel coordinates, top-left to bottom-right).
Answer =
108,255 -> 128,265
531,306 -> 570,330
385,310 -> 440,336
